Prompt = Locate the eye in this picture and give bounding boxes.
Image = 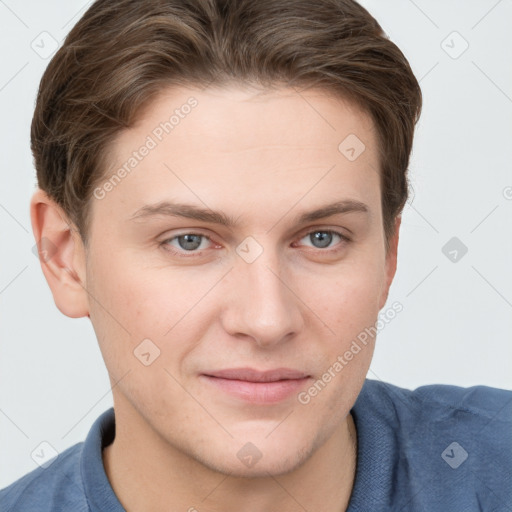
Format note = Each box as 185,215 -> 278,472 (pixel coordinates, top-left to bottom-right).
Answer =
296,229 -> 349,251
160,233 -> 214,256
159,228 -> 350,259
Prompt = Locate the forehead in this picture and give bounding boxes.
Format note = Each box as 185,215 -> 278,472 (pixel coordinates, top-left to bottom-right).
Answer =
143,83 -> 375,148
92,84 -> 381,229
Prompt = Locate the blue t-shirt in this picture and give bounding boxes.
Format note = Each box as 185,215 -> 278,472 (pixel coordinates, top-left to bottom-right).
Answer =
1,379 -> 511,511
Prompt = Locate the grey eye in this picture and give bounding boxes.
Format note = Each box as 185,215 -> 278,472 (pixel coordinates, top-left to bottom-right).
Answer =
176,234 -> 204,251
306,231 -> 337,249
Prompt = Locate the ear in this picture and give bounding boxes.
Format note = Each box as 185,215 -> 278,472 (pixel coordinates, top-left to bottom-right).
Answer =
30,188 -> 90,318
378,216 -> 401,310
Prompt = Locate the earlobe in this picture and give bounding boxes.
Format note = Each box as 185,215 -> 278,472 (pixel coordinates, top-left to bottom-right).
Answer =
379,216 -> 401,310
30,188 -> 90,318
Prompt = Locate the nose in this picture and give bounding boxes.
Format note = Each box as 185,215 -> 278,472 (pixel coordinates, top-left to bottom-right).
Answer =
220,246 -> 304,348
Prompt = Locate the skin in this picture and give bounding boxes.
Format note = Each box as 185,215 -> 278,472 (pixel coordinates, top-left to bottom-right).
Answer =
30,84 -> 400,512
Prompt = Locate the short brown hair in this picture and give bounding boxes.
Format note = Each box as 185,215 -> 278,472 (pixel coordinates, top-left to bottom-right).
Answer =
31,0 -> 422,248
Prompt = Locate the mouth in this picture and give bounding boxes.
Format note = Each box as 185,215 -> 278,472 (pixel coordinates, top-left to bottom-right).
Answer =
200,367 -> 312,404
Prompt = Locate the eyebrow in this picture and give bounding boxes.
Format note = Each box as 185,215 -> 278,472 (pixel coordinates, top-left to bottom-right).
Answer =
128,199 -> 369,227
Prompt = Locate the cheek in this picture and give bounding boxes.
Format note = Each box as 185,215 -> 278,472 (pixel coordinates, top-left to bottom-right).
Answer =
89,248 -> 179,332
86,248 -> 220,375
302,259 -> 385,336
291,253 -> 384,402
86,251 -> 168,368
296,265 -> 381,423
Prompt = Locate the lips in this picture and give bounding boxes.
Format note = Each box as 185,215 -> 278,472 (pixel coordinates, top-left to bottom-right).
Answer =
203,367 -> 309,382
201,367 -> 311,403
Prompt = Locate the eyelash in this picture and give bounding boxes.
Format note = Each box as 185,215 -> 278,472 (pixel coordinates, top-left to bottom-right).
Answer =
159,229 -> 351,258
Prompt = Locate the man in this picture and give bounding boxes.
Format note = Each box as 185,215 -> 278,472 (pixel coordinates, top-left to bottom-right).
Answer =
1,0 -> 510,511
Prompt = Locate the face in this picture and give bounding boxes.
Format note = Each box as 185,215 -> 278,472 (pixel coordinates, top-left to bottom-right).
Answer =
79,84 -> 396,476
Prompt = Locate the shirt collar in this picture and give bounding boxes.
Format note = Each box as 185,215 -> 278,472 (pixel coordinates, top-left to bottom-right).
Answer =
80,407 -> 124,512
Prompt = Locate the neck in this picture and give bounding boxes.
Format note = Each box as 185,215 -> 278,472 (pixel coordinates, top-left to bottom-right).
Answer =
103,405 -> 357,512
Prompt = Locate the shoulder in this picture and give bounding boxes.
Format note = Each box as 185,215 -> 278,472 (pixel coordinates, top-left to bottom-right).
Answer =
356,378 -> 512,453
350,379 -> 512,511
358,378 -> 512,425
0,442 -> 89,512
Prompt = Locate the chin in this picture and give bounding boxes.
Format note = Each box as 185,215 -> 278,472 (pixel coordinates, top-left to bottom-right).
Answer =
192,436 -> 315,479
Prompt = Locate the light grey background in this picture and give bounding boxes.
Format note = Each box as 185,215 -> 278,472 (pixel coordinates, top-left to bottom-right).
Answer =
1,0 -> 511,488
